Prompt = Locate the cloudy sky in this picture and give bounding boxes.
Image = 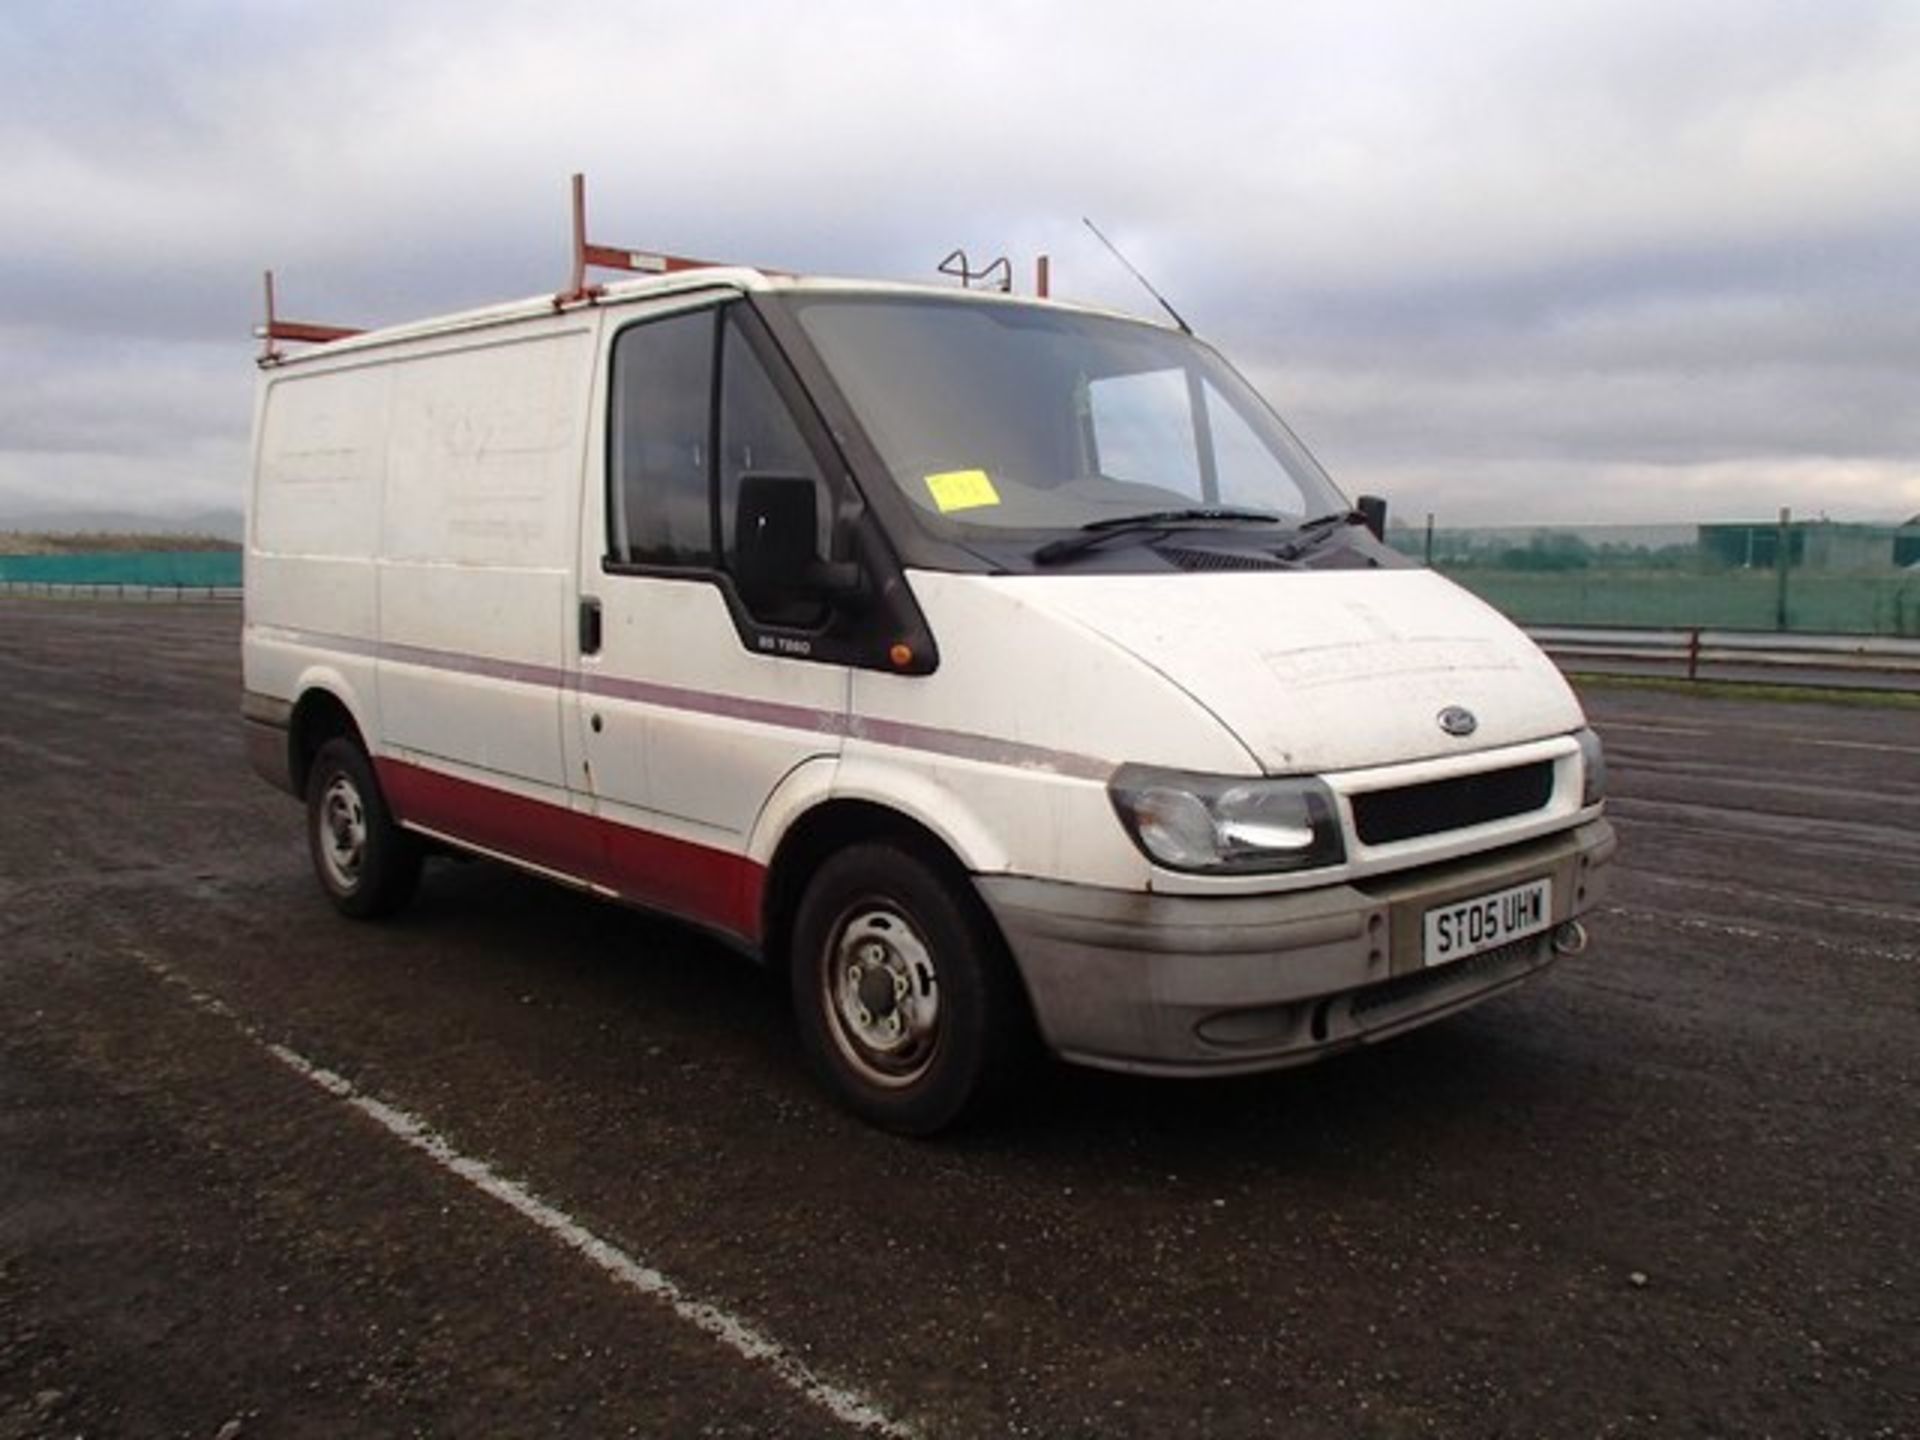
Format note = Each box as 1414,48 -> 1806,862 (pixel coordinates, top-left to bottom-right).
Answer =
4,0 -> 1918,527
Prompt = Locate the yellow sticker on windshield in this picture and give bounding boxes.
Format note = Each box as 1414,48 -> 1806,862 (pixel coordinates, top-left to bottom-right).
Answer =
925,469 -> 1001,513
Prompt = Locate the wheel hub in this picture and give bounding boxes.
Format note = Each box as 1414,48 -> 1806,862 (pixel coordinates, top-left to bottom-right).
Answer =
318,775 -> 367,890
855,954 -> 898,1017
827,909 -> 940,1085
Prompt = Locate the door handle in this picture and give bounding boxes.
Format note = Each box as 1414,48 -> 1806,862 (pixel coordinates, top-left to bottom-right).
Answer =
579,597 -> 602,655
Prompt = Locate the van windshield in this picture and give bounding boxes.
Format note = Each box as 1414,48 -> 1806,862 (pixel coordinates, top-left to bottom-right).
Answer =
788,295 -> 1347,540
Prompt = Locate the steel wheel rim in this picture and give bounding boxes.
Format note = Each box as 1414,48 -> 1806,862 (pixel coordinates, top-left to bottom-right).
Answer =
317,773 -> 368,892
821,904 -> 942,1088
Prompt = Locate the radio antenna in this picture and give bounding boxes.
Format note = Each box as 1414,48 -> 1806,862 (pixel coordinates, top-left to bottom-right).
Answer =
1082,217 -> 1193,335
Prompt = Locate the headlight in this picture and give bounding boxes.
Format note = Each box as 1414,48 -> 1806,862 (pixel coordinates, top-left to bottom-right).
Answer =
1574,727 -> 1607,807
1109,765 -> 1346,874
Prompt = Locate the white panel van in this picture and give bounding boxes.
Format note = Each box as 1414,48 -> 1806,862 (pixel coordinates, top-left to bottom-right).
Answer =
244,268 -> 1615,1133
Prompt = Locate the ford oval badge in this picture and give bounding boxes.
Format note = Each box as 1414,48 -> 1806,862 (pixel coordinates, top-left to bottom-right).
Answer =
1438,706 -> 1478,737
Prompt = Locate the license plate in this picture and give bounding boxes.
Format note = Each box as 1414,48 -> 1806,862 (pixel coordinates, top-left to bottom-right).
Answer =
1423,878 -> 1553,967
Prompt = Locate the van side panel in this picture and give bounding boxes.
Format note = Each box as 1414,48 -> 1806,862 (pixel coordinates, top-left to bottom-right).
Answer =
252,364 -> 388,561
376,327 -> 595,801
246,364 -> 389,736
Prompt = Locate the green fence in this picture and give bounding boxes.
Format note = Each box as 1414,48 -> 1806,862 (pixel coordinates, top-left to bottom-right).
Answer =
5,527 -> 1918,635
1444,570 -> 1920,636
0,551 -> 242,588
1392,520 -> 1920,637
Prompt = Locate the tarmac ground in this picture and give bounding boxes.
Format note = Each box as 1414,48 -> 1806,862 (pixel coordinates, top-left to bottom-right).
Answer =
2,598 -> 1915,1438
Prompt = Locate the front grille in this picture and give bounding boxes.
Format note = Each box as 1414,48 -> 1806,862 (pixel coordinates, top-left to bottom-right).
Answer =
1350,760 -> 1554,846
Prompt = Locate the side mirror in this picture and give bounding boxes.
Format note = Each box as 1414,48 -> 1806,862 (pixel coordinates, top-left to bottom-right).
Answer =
1356,494 -> 1388,542
733,474 -> 860,610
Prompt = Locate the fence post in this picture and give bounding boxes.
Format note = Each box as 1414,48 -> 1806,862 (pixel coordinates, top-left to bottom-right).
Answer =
1424,512 -> 1435,566
1686,628 -> 1701,681
1774,506 -> 1791,631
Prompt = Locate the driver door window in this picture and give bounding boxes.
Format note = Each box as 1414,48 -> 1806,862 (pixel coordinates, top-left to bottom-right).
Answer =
608,309 -> 716,568
719,316 -> 832,566
606,303 -> 839,628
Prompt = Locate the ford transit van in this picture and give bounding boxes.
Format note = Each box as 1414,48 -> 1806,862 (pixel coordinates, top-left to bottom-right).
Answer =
243,264 -> 1615,1133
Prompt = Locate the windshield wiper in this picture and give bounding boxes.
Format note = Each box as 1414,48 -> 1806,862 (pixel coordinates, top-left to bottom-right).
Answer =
1273,510 -> 1365,562
1033,508 -> 1280,566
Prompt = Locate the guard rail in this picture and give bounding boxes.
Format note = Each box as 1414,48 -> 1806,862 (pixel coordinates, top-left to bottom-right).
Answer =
1529,625 -> 1920,692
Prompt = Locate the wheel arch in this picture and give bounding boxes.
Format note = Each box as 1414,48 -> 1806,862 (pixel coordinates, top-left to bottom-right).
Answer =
771,803 -> 1043,1133
760,798 -> 1013,988
763,798 -> 944,965
288,682 -> 371,798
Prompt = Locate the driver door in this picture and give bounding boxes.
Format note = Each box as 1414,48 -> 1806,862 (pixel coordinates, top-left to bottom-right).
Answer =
567,295 -> 851,941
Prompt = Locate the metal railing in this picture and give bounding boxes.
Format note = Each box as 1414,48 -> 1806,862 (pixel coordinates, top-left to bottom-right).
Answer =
1529,625 -> 1920,691
0,580 -> 242,602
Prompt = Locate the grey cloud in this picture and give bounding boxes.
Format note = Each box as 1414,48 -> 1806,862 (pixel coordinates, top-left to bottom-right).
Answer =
3,0 -> 1918,522
0,330 -> 243,456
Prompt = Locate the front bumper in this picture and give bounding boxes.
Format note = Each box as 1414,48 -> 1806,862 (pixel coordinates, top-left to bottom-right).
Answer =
978,818 -> 1616,1076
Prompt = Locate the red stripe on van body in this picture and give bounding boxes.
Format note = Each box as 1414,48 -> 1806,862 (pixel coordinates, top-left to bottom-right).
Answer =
379,760 -> 605,881
601,822 -> 765,944
376,759 -> 765,943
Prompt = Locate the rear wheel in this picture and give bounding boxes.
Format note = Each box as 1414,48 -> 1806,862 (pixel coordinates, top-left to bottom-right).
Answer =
306,738 -> 422,919
791,841 -> 1027,1135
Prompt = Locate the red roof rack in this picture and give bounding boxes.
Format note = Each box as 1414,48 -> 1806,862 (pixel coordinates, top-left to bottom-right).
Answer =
255,174 -> 793,365
255,270 -> 364,367
255,175 -> 1054,366
554,172 -> 788,307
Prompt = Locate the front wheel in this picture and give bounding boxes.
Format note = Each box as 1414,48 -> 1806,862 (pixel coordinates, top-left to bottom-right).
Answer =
306,738 -> 422,919
790,842 -> 1028,1135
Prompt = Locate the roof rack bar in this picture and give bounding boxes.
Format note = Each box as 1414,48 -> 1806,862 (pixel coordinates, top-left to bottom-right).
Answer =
1036,254 -> 1051,298
256,270 -> 364,367
268,319 -> 366,344
556,172 -> 784,308
567,170 -> 591,301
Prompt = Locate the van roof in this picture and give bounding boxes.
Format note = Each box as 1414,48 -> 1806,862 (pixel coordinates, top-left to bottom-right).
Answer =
259,268 -> 1164,368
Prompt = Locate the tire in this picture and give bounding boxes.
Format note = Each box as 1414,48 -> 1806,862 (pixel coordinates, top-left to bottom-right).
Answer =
305,738 -> 422,919
790,841 -> 1029,1135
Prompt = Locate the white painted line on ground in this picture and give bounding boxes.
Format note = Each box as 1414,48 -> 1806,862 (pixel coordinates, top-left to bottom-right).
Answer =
1796,737 -> 1920,756
1598,721 -> 1713,737
130,950 -> 917,1440
1618,868 -> 1920,928
1602,907 -> 1918,965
